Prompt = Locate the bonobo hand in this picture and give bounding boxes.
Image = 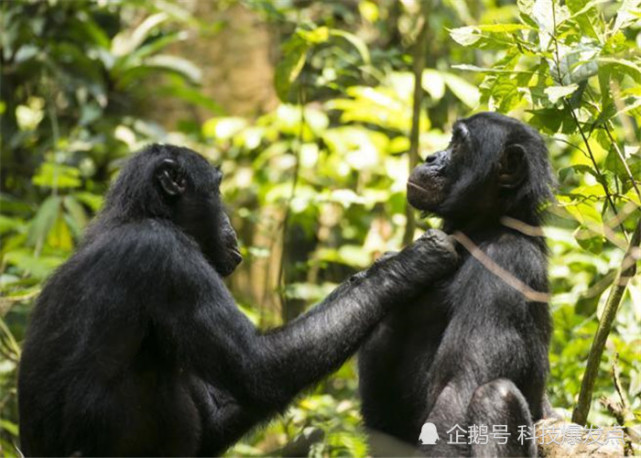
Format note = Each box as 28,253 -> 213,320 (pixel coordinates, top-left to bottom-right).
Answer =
362,229 -> 459,296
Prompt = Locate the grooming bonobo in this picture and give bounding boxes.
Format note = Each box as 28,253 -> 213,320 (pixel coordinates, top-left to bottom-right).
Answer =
18,144 -> 458,456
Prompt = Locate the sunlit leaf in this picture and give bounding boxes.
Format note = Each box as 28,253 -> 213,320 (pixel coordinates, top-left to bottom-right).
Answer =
443,72 -> 480,108
598,57 -> 641,84
32,163 -> 82,189
422,70 -> 446,101
274,38 -> 308,102
329,29 -> 371,64
111,12 -> 168,56
2,250 -> 63,279
450,24 -> 530,48
27,196 -> 61,247
143,54 -> 202,84
544,84 -> 579,104
47,215 -> 73,250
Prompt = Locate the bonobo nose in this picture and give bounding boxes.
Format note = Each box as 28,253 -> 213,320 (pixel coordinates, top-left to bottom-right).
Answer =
424,150 -> 447,172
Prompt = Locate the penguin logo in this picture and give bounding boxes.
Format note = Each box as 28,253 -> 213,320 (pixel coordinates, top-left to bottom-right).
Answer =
419,422 -> 439,445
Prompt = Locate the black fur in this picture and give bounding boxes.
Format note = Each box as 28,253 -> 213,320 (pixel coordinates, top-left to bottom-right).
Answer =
18,144 -> 459,456
359,113 -> 554,456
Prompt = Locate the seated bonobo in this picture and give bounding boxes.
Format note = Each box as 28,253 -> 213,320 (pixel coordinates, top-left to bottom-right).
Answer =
18,144 -> 458,457
359,112 -> 554,457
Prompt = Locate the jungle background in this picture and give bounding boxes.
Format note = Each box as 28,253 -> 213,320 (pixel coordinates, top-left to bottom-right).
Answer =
1,0 -> 640,456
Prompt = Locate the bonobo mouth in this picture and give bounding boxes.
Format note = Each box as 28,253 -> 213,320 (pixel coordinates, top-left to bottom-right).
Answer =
407,180 -> 431,195
230,247 -> 243,265
406,178 -> 445,211
219,250 -> 243,277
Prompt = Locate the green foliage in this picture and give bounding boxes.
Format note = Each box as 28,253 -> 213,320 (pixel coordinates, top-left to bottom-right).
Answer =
1,0 -> 639,455
451,0 -> 641,430
0,0 -> 206,452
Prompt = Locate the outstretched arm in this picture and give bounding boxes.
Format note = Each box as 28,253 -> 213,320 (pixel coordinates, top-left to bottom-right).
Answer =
161,230 -> 457,413
254,231 -> 457,405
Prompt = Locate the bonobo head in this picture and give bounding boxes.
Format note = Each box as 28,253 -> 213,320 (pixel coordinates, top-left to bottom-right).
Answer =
407,112 -> 553,231
99,144 -> 242,277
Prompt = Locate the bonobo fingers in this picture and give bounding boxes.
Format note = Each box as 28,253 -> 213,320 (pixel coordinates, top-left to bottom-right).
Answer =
382,229 -> 459,287
408,229 -> 459,271
358,230 -> 458,288
415,229 -> 458,257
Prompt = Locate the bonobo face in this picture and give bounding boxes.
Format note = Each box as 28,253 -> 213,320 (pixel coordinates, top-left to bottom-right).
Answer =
407,112 -> 549,225
155,149 -> 242,277
406,122 -> 469,212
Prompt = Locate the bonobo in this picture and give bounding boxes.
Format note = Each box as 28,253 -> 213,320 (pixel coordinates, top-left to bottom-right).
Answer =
359,113 -> 554,456
18,144 -> 458,457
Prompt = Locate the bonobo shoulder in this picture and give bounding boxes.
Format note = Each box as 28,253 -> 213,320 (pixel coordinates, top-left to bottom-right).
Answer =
453,231 -> 547,301
486,232 -> 546,273
83,220 -> 211,284
92,220 -> 195,256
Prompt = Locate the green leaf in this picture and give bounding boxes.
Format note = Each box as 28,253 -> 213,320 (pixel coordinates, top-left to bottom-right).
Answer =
73,192 -> 103,212
450,24 -> 530,48
202,117 -> 247,140
574,226 -> 604,254
557,195 -> 603,225
127,31 -> 186,62
544,84 -> 579,104
27,196 -> 62,247
528,108 -> 567,133
3,249 -> 63,279
111,12 -> 168,56
157,84 -> 223,114
32,163 -> 81,189
487,76 -> 523,112
329,29 -> 371,64
142,55 -> 202,84
422,70 -> 446,100
598,57 -> 641,84
442,72 -> 480,108
63,195 -> 89,237
520,0 -> 570,35
47,215 -> 74,250
549,43 -> 600,85
274,34 -> 309,102
297,26 -> 330,44
0,215 -> 24,235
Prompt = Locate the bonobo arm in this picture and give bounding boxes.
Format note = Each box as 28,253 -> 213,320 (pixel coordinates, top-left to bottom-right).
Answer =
251,230 -> 458,407
157,229 -> 457,413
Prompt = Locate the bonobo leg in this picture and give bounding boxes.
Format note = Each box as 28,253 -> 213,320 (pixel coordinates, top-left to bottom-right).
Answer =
418,379 -> 535,457
466,379 -> 536,457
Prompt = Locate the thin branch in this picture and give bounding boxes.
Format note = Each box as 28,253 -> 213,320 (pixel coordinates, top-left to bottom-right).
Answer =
572,215 -> 641,425
402,1 -> 430,246
277,102 -> 305,318
603,122 -> 641,203
563,102 -> 623,228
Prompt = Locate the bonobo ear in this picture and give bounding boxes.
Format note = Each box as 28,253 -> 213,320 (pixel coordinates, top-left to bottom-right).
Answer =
498,144 -> 527,189
156,159 -> 186,196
